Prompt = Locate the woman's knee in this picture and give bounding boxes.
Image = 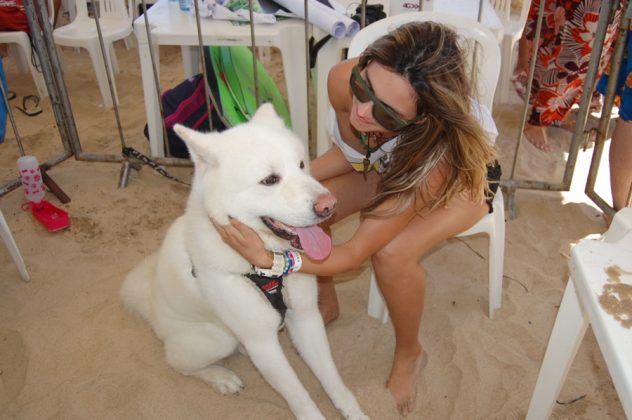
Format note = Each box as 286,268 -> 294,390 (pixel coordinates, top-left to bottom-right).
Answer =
371,246 -> 424,286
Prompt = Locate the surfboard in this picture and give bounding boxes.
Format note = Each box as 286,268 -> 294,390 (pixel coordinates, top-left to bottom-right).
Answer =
204,46 -> 292,128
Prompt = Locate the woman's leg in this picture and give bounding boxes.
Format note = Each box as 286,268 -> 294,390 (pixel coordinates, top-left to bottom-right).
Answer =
610,119 -> 632,211
318,170 -> 379,324
524,122 -> 552,152
371,197 -> 488,415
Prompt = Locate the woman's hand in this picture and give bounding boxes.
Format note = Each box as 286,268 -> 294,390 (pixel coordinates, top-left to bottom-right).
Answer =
212,217 -> 273,268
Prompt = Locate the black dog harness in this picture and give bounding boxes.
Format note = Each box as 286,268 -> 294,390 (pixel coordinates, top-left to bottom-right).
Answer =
244,273 -> 287,322
189,257 -> 288,323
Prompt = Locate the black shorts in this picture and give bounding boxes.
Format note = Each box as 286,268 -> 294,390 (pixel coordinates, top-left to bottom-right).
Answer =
486,160 -> 502,213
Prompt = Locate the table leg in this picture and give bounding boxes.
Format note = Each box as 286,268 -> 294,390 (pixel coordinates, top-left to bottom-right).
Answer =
315,38 -> 347,157
526,280 -> 589,420
181,45 -> 200,79
138,39 -> 164,157
278,30 -> 309,153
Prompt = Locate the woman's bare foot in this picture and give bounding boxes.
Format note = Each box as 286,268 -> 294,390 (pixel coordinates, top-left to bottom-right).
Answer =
387,345 -> 427,416
524,124 -> 552,152
317,279 -> 339,325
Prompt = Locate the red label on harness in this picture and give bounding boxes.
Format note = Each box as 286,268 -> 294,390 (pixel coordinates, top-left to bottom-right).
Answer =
261,280 -> 279,293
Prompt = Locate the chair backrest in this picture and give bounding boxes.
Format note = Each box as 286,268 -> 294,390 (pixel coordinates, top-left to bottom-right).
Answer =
100,0 -> 131,19
347,11 -> 501,110
489,0 -> 511,21
73,0 -> 131,21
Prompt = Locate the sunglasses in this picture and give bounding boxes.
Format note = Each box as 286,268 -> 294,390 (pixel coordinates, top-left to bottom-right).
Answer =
349,65 -> 425,131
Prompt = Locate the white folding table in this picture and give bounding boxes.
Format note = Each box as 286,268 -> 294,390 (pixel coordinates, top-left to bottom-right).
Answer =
134,0 -> 309,157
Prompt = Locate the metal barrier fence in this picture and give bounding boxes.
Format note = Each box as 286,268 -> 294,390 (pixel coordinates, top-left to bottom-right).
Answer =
1,0 -> 629,219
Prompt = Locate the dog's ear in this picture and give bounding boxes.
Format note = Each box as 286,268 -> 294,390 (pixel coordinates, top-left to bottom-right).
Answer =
250,103 -> 285,129
173,124 -> 219,167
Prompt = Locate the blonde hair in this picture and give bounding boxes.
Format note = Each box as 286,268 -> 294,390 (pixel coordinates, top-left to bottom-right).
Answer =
359,21 -> 497,217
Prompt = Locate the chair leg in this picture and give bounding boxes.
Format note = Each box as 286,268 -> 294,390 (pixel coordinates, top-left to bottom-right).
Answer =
367,271 -> 389,324
87,45 -> 117,108
495,35 -> 514,105
16,40 -> 49,99
488,203 -> 505,319
8,44 -> 29,73
109,45 -> 120,75
0,210 -> 30,282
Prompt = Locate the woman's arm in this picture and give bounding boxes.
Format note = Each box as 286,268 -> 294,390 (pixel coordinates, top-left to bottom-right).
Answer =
310,145 -> 352,181
300,201 -> 416,275
214,196 -> 417,277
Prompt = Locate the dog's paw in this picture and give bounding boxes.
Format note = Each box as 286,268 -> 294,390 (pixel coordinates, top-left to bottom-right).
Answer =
338,398 -> 369,420
344,411 -> 369,420
204,366 -> 244,395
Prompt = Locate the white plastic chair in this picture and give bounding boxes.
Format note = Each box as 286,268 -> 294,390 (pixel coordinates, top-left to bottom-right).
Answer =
0,209 -> 30,282
348,12 -> 506,322
0,0 -> 54,98
526,208 -> 632,419
490,0 -> 530,104
53,0 -> 133,107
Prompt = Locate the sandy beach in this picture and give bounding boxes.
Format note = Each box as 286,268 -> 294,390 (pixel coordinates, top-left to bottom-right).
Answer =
0,20 -> 627,420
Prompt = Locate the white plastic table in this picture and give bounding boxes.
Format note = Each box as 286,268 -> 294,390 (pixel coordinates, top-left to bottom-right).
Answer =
134,0 -> 309,157
526,208 -> 632,419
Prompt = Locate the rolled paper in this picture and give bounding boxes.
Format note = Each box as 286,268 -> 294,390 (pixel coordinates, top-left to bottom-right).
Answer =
325,0 -> 360,36
273,0 -> 348,39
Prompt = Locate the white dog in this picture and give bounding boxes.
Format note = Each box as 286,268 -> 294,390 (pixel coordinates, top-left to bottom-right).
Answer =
120,104 -> 368,420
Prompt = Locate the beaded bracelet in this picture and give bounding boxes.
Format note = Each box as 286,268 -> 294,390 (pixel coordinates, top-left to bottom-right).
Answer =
285,250 -> 302,274
253,250 -> 303,277
253,251 -> 285,277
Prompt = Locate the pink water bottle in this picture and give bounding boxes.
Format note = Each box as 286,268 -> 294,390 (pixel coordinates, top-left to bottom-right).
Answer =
17,155 -> 70,232
17,156 -> 46,203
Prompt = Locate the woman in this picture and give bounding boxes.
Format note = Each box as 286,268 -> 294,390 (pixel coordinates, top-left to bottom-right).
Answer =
596,24 -> 632,223
520,0 -> 620,151
215,21 -> 500,415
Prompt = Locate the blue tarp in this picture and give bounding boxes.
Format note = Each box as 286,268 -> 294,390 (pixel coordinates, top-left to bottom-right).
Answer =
0,57 -> 7,144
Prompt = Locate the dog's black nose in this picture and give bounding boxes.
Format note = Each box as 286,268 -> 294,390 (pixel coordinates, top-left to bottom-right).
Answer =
313,194 -> 337,218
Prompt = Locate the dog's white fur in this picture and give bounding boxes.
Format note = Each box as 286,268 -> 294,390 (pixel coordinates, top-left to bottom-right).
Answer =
120,104 -> 368,420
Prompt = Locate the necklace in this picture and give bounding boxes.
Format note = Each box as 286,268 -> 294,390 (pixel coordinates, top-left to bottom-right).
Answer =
359,132 -> 380,179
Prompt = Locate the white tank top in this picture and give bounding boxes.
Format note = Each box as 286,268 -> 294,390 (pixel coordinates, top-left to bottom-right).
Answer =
327,100 -> 498,174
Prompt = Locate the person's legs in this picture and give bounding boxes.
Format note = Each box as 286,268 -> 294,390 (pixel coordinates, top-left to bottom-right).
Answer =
511,33 -> 531,99
609,119 -> 632,211
371,196 -> 488,415
317,169 -> 379,324
524,122 -> 552,152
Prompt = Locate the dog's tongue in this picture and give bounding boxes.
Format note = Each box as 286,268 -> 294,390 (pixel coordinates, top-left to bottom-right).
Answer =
296,225 -> 332,261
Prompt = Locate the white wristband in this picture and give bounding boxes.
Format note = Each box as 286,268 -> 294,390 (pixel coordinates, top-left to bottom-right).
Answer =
253,252 -> 285,277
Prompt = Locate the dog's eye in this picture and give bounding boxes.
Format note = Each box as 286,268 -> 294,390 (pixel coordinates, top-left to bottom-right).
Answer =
300,161 -> 305,170
260,174 -> 280,186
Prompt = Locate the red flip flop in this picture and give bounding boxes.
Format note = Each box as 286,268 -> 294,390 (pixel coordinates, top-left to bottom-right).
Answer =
23,200 -> 70,232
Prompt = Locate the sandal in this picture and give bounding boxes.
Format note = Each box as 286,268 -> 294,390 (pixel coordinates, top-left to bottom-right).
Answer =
15,94 -> 42,117
511,70 -> 528,100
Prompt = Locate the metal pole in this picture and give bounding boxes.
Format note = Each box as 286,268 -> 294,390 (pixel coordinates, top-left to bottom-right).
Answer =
585,0 -> 630,219
24,0 -> 79,155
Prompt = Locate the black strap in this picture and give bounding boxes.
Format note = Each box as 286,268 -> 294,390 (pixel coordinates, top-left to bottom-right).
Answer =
245,273 -> 287,321
122,147 -> 191,186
